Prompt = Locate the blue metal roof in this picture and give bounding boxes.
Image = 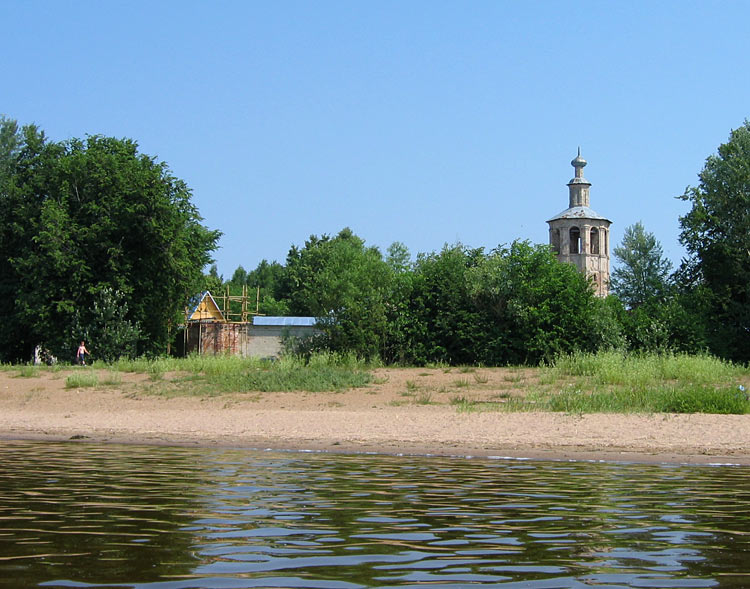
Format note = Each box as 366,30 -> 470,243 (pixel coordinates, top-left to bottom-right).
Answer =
252,316 -> 318,327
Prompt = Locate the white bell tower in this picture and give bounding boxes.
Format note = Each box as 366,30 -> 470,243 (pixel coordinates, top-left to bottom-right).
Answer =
547,150 -> 612,296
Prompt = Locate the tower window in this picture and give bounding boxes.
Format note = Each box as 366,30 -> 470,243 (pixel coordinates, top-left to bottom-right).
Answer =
590,227 -> 599,254
569,227 -> 581,254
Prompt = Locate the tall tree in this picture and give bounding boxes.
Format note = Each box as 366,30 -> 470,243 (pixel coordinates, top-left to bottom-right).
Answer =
403,244 -> 486,365
678,121 -> 750,361
0,121 -> 220,361
229,265 -> 248,287
610,221 -> 673,309
385,241 -> 411,272
246,259 -> 288,315
284,228 -> 392,358
468,240 -> 620,364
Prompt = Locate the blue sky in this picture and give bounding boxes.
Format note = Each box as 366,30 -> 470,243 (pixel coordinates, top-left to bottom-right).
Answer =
4,1 -> 750,278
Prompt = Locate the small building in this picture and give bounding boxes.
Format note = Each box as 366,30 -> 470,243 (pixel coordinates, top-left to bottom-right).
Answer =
184,292 -> 319,358
547,150 -> 612,296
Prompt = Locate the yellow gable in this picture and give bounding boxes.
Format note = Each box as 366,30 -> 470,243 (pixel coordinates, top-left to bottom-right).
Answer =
188,292 -> 225,322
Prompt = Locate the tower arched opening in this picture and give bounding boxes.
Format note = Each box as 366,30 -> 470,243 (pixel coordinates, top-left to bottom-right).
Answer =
590,227 -> 599,254
569,227 -> 581,255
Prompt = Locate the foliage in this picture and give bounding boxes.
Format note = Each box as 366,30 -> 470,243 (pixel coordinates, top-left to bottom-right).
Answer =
0,120 -> 220,362
283,228 -> 392,359
385,241 -> 412,272
68,286 -> 141,363
202,264 -> 224,294
678,121 -> 750,362
65,371 -> 99,389
391,243 -> 485,365
468,241 -> 621,364
246,260 -> 289,315
610,221 -> 673,308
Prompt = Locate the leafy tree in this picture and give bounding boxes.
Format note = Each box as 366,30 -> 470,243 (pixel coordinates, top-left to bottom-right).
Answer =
0,121 -> 220,361
283,228 -> 392,358
402,244 -> 486,365
468,240 -> 620,364
678,121 -> 750,361
246,259 -> 289,315
202,264 -> 224,294
386,241 -> 411,272
68,286 -> 141,363
610,222 -> 673,309
0,116 -> 21,176
229,265 -> 248,287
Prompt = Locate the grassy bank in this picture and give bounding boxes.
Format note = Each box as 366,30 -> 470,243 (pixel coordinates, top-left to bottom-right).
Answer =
4,350 -> 748,414
106,352 -> 373,396
3,352 -> 373,396
452,351 -> 749,415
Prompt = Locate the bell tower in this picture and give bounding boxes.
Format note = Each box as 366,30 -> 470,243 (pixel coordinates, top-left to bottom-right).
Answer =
547,150 -> 611,296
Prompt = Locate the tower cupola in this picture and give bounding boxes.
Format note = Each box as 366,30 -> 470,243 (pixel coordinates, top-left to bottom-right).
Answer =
567,147 -> 591,207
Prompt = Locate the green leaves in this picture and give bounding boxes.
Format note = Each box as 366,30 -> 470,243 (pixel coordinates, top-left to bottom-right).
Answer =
610,221 -> 673,309
678,121 -> 750,362
283,229 -> 392,359
467,240 -> 611,364
0,120 -> 220,362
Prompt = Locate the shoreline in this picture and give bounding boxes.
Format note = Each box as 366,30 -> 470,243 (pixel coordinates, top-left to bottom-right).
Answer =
2,368 -> 750,466
3,431 -> 749,466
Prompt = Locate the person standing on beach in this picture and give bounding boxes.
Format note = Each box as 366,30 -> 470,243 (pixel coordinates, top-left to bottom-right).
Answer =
77,341 -> 90,366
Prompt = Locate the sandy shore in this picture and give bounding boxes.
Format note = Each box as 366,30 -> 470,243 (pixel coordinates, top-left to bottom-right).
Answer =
2,367 -> 749,465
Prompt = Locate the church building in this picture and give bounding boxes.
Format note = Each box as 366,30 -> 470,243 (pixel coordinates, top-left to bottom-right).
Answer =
547,150 -> 611,297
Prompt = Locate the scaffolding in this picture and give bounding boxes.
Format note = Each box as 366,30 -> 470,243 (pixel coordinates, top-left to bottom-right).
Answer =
183,287 -> 263,355
214,285 -> 262,323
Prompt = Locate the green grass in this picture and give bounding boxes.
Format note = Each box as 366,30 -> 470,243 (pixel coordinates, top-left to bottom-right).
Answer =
537,384 -> 748,415
5,349 -> 748,414
99,371 -> 122,386
527,351 -> 750,415
65,371 -> 99,389
106,352 -> 373,396
545,350 -> 743,388
14,365 -> 40,378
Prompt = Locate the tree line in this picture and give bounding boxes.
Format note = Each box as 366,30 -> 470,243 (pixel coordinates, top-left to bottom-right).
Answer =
213,122 -> 750,366
2,117 -> 748,364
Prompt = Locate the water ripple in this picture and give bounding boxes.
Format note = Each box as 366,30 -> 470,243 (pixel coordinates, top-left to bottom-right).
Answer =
1,440 -> 749,588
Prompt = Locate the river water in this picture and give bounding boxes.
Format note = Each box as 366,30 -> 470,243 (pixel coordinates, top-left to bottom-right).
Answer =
1,441 -> 749,588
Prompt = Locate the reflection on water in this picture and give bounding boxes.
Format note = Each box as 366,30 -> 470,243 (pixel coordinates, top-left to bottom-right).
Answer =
1,442 -> 749,588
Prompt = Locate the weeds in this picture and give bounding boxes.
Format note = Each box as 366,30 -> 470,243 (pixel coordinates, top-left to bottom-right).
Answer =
14,365 -> 40,378
65,372 -> 99,389
100,371 -> 122,386
414,392 -> 433,405
539,384 -> 748,415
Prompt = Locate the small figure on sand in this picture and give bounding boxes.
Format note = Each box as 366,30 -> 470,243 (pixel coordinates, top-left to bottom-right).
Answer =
77,341 -> 90,366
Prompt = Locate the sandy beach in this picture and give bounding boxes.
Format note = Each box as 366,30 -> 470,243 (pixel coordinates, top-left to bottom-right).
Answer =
2,367 -> 749,465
